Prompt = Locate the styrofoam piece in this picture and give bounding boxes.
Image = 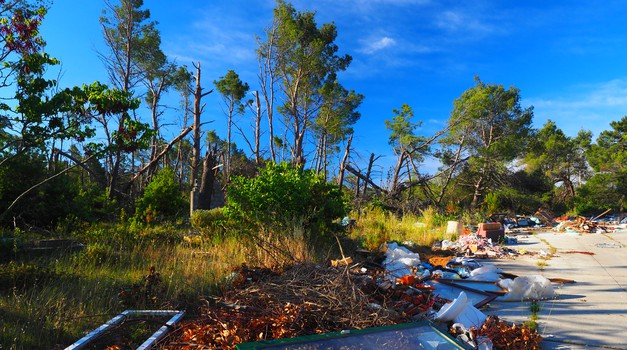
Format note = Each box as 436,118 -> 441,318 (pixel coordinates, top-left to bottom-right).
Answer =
453,303 -> 487,329
435,291 -> 467,322
468,272 -> 500,282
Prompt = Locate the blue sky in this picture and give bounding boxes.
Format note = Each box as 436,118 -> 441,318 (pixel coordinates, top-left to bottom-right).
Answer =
39,0 -> 627,176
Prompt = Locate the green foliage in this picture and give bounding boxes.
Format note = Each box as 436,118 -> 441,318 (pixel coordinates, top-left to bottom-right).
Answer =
573,172 -> 625,215
191,208 -> 229,240
443,77 -> 534,208
134,167 -> 187,224
385,103 -> 424,152
227,161 -> 347,239
264,0 -> 353,165
483,187 -> 544,214
588,116 -> 627,173
0,154 -> 94,229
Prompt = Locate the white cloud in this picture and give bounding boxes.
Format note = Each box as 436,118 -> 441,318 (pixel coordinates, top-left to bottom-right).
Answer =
359,36 -> 397,54
435,10 -> 492,34
525,78 -> 627,138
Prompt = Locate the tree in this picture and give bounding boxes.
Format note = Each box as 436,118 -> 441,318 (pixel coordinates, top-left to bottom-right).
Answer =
214,70 -> 249,182
587,116 -> 627,174
444,77 -> 533,209
256,13 -> 281,163
384,104 -> 427,192
99,0 -> 159,198
313,81 -> 363,178
270,0 -> 352,167
582,116 -> 627,212
524,120 -> 590,205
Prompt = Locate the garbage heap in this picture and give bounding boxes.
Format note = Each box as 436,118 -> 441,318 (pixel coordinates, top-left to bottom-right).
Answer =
158,242 -> 549,350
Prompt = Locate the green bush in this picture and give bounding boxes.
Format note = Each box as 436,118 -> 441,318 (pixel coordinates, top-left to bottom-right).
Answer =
227,162 -> 347,232
134,167 -> 187,224
191,208 -> 228,240
226,161 -> 348,244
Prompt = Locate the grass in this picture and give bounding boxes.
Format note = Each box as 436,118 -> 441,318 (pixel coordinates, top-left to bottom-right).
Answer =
523,300 -> 541,329
0,207 -> 457,349
348,206 -> 455,251
0,224 -> 248,349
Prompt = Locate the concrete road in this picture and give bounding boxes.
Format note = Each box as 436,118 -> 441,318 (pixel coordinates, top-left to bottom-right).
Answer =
483,229 -> 627,349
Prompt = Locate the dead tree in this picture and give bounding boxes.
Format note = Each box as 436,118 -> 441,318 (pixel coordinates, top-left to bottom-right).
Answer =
337,134 -> 353,190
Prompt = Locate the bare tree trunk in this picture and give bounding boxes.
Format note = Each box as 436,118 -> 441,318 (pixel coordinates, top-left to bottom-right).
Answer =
363,153 -> 375,197
391,150 -> 406,192
471,175 -> 485,209
258,25 -> 278,163
254,91 -> 261,166
190,61 -> 212,188
436,138 -> 465,206
189,62 -> 213,214
198,150 -> 217,210
337,134 -> 352,190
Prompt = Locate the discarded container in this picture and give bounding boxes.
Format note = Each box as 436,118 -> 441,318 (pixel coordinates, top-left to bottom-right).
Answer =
447,221 -> 464,235
477,223 -> 505,243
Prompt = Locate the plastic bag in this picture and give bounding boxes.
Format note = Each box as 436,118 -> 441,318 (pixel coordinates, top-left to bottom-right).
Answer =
500,275 -> 555,301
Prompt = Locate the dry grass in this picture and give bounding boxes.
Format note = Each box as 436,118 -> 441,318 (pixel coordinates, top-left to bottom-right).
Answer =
349,207 -> 454,251
0,231 -> 248,349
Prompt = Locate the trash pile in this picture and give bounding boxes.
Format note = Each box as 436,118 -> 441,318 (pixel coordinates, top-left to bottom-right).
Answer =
552,215 -> 617,233
157,241 -> 548,350
437,234 -> 519,259
551,209 -> 627,233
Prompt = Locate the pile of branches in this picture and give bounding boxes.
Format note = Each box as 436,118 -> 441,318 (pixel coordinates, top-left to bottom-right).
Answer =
159,263 -> 409,349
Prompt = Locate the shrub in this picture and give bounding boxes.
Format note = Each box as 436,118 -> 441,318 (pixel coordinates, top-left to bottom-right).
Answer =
134,167 -> 187,224
226,162 -> 348,262
227,162 -> 347,235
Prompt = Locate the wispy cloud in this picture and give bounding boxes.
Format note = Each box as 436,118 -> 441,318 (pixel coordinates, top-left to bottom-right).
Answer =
435,10 -> 493,34
359,36 -> 397,54
526,78 -> 627,137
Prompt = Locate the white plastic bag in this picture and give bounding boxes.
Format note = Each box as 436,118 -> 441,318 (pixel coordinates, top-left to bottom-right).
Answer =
501,275 -> 555,301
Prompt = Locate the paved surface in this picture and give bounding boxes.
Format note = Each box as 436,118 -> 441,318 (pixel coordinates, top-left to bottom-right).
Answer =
483,229 -> 627,349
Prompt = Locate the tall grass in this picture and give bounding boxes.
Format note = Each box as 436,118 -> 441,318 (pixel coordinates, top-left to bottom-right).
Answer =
0,224 -> 248,349
349,207 -> 456,251
1,207 -> 459,348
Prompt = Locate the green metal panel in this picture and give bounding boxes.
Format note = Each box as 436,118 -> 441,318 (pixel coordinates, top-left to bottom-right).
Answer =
235,321 -> 468,349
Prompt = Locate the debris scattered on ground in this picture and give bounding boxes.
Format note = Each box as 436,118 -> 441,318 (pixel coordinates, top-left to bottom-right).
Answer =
157,236 -> 549,349
473,315 -> 542,350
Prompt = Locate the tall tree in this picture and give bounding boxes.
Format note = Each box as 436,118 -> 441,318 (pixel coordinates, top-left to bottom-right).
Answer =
385,104 -> 426,192
444,77 -> 533,209
172,66 -> 193,187
313,81 -> 363,178
100,0 -> 156,92
524,120 -> 590,204
99,0 -> 159,197
188,62 -> 214,214
270,0 -> 352,167
580,116 -> 627,212
214,70 -> 249,182
256,15 -> 281,163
